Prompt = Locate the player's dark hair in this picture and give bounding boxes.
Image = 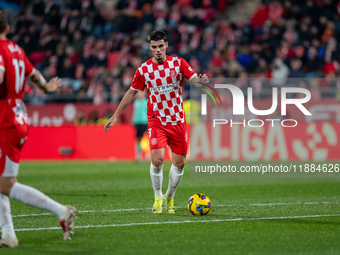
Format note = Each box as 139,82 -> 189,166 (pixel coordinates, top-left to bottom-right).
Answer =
147,31 -> 167,43
0,10 -> 8,34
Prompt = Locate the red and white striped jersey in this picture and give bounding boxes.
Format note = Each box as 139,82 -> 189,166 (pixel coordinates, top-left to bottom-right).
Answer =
131,56 -> 196,126
0,39 -> 35,129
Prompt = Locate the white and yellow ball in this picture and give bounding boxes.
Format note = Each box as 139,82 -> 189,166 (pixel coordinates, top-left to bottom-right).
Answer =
187,193 -> 211,215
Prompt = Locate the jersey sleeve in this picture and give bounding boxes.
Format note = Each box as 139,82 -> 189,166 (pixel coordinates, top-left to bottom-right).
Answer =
23,51 -> 35,78
131,68 -> 145,92
180,58 -> 197,81
0,54 -> 5,71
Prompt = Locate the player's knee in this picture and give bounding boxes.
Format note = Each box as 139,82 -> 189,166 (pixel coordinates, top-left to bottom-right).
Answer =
173,161 -> 185,170
0,178 -> 16,196
152,158 -> 164,168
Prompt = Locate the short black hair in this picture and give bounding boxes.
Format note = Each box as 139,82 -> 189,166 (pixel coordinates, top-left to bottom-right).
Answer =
147,31 -> 167,43
0,10 -> 8,34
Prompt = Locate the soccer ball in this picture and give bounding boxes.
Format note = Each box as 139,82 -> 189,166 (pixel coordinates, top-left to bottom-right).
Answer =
187,193 -> 211,215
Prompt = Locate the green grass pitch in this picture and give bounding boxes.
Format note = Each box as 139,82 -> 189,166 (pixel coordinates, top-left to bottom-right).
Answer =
1,161 -> 340,255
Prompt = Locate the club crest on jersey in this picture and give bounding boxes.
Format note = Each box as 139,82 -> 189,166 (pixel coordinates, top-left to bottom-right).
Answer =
170,70 -> 176,78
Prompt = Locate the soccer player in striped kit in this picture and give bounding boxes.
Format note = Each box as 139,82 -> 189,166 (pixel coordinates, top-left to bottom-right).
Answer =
0,11 -> 76,247
105,31 -> 208,214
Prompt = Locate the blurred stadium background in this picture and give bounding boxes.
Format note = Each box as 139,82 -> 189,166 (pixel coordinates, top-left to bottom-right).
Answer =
1,0 -> 340,161
2,1 -> 340,254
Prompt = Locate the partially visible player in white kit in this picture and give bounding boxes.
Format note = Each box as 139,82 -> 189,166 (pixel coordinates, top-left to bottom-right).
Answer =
0,11 -> 77,248
104,30 -> 208,214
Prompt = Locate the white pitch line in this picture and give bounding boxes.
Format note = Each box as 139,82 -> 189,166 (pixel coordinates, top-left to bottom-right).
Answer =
12,201 -> 340,218
214,201 -> 340,207
12,208 -> 147,218
246,201 -> 340,206
15,214 -> 340,232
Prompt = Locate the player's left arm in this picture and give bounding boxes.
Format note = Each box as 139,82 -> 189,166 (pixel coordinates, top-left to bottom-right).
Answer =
23,51 -> 62,93
180,58 -> 208,88
29,70 -> 62,93
191,74 -> 209,88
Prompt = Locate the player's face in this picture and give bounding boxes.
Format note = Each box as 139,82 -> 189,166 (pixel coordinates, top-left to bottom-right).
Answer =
149,40 -> 168,62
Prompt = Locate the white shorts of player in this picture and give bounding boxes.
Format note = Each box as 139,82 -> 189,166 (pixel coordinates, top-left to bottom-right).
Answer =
2,156 -> 19,177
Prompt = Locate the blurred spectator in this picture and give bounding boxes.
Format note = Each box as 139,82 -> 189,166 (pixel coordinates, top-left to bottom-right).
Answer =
235,71 -> 249,92
271,58 -> 289,87
88,110 -> 99,124
310,78 -> 322,100
76,88 -> 89,103
97,108 -> 113,125
60,58 -> 75,78
32,0 -> 45,17
74,110 -> 87,125
183,98 -> 201,124
132,91 -> 148,162
288,59 -> 304,78
305,46 -> 323,77
72,30 -> 85,54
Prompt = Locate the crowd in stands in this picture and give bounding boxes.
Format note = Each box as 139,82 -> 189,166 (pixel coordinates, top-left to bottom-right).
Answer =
5,0 -> 340,105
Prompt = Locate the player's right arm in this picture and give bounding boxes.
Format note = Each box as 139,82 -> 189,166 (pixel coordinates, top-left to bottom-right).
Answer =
104,67 -> 145,132
104,88 -> 138,132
